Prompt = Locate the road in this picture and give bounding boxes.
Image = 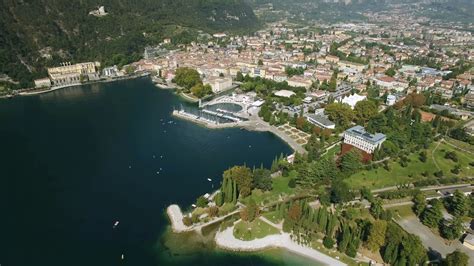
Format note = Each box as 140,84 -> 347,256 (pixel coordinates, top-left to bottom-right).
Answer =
396,216 -> 474,265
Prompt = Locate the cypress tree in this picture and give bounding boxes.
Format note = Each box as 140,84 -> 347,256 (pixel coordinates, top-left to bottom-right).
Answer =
232,180 -> 237,203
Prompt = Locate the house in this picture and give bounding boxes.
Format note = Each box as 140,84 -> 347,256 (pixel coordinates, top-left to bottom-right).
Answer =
287,76 -> 312,89
463,234 -> 474,250
204,77 -> 233,93
337,61 -> 367,72
341,94 -> 366,109
305,114 -> 336,129
386,94 -> 396,106
34,78 -> 52,88
341,125 -> 386,161
326,55 -> 340,64
374,75 -> 396,89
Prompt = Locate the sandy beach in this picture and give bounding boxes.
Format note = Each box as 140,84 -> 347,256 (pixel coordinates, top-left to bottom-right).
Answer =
215,226 -> 346,266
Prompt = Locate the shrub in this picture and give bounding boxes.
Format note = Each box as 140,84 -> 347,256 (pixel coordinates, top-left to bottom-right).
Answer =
182,216 -> 193,226
288,178 -> 296,188
434,170 -> 444,178
323,236 -> 335,249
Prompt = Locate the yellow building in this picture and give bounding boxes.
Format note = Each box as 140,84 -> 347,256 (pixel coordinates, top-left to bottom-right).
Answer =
48,62 -> 100,86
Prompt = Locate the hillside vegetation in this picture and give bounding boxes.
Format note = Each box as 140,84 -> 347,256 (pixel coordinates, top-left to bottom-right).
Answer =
0,0 -> 259,87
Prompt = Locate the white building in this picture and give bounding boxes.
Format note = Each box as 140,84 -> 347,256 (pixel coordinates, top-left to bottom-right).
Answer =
386,94 -> 396,106
274,90 -> 296,98
343,125 -> 386,154
341,93 -> 366,109
305,114 -> 335,129
34,78 -> 52,88
204,77 -> 232,93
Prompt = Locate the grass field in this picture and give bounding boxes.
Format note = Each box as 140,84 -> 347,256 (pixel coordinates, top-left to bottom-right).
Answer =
233,218 -> 280,241
262,210 -> 282,224
386,205 -> 416,219
322,144 -> 341,159
345,141 -> 474,190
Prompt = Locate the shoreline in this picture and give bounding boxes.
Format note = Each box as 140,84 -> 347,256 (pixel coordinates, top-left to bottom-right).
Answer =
172,110 -> 306,154
215,226 -> 346,266
166,204 -> 346,266
17,73 -> 149,97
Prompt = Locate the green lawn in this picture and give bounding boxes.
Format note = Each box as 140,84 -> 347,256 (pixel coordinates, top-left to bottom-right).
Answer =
345,142 -> 474,190
386,205 -> 416,219
322,144 -> 340,159
262,211 -> 282,224
272,174 -> 295,195
233,218 -> 280,241
445,137 -> 474,154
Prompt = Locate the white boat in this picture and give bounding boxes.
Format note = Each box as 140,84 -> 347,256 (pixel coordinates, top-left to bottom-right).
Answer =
207,178 -> 212,182
191,204 -> 197,208
113,221 -> 119,228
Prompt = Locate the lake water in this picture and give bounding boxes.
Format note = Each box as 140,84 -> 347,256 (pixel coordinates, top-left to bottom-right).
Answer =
0,78 -> 321,265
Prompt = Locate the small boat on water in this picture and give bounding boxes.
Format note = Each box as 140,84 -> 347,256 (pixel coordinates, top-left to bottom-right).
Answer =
191,204 -> 197,208
207,178 -> 212,182
113,221 -> 119,228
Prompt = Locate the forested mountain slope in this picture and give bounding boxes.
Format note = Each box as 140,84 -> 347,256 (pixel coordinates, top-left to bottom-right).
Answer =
0,0 -> 259,87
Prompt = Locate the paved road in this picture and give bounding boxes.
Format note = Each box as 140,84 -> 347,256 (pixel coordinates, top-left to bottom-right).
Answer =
396,216 -> 474,265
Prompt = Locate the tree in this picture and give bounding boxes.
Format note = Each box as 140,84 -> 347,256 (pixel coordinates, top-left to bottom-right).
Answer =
223,166 -> 253,198
196,196 -> 208,208
174,67 -> 202,90
236,71 -> 244,82
440,216 -> 463,240
252,167 -> 272,191
207,206 -> 219,217
340,150 -> 362,175
404,93 -> 426,108
191,83 -> 212,98
385,67 -> 396,77
330,180 -> 353,203
182,216 -> 193,226
448,190 -> 468,216
241,199 -> 259,222
370,198 -> 384,219
329,71 -> 337,92
257,59 -> 263,66
323,236 -> 335,249
443,250 -> 469,266
325,102 -> 354,128
412,191 -> 427,216
354,100 -> 378,125
288,202 -> 302,221
400,234 -> 428,265
421,200 -> 443,228
366,220 -> 387,251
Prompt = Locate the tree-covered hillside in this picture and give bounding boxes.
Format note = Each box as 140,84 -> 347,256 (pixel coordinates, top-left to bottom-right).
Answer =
0,0 -> 259,87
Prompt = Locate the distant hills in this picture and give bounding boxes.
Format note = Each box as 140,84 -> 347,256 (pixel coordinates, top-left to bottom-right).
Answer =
250,0 -> 474,24
0,0 -> 259,87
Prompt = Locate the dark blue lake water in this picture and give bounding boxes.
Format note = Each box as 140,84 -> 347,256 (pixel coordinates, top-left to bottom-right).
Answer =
0,78 -> 295,266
